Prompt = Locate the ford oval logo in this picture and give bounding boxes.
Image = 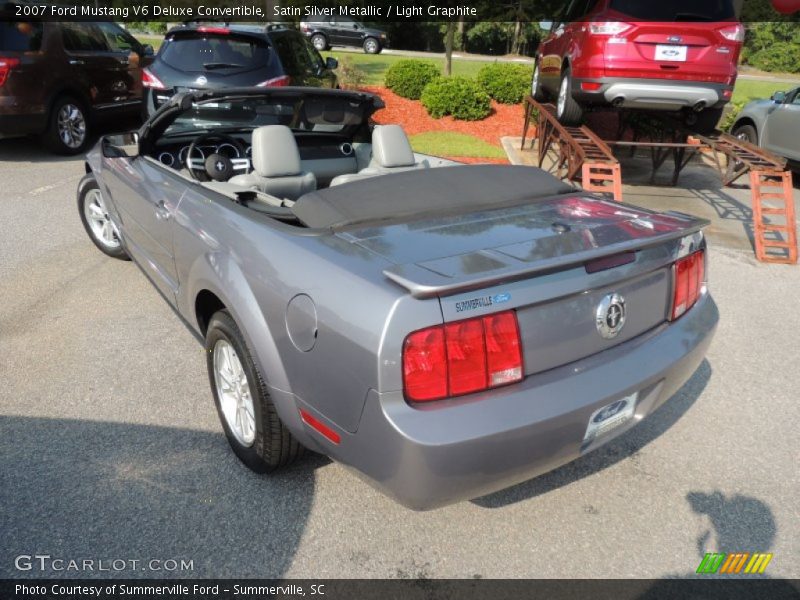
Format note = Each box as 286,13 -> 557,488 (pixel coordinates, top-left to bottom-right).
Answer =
667,36 -> 682,43
593,400 -> 628,423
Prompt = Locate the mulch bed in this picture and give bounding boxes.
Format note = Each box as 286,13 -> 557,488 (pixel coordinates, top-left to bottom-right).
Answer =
361,85 -> 525,162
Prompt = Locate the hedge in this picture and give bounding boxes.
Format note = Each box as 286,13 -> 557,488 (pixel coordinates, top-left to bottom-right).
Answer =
420,77 -> 492,121
384,60 -> 441,100
476,63 -> 533,104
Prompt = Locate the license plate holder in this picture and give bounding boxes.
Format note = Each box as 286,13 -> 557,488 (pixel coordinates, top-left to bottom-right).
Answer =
583,392 -> 637,447
655,44 -> 688,62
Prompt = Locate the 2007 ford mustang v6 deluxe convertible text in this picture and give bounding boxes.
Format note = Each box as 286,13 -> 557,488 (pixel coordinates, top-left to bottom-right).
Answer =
78,88 -> 718,509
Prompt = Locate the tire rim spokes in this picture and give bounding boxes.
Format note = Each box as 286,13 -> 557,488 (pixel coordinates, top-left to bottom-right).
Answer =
84,189 -> 120,249
214,340 -> 256,447
558,76 -> 568,117
58,104 -> 86,149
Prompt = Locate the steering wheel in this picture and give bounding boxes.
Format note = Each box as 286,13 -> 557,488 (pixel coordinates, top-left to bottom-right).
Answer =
186,133 -> 246,182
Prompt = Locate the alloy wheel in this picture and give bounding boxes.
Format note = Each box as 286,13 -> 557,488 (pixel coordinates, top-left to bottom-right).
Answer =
213,339 -> 256,447
57,103 -> 86,149
83,188 -> 120,250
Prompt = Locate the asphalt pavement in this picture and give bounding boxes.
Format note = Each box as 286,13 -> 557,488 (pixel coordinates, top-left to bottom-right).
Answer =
0,134 -> 798,579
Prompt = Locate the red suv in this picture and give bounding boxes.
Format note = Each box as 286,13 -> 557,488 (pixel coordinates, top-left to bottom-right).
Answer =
533,0 -> 743,132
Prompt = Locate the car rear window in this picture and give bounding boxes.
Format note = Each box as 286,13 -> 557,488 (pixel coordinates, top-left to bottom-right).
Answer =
160,33 -> 271,73
609,0 -> 735,20
0,21 -> 44,51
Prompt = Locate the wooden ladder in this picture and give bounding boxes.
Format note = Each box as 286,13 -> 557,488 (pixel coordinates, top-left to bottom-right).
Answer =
750,170 -> 798,264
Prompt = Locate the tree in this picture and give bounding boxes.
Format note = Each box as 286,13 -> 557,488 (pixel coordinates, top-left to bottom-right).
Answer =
444,21 -> 455,76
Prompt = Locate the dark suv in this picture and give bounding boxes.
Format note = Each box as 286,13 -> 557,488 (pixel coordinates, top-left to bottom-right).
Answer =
300,16 -> 388,54
143,24 -> 338,115
0,18 -> 152,154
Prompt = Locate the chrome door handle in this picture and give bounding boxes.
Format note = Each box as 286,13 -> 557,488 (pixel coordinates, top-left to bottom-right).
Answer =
154,200 -> 170,221
68,59 -> 84,65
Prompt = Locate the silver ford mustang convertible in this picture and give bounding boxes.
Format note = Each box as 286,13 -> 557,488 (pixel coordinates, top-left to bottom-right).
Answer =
78,88 -> 718,509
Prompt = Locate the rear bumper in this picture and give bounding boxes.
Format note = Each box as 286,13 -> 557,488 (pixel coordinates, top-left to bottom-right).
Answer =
573,77 -> 731,110
315,292 -> 718,510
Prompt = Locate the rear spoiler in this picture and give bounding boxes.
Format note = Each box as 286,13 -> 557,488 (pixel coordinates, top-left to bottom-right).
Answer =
383,212 -> 709,299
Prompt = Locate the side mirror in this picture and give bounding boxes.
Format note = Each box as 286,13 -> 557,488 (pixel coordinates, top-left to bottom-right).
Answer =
771,91 -> 786,103
142,44 -> 155,57
102,132 -> 139,158
539,21 -> 553,32
326,57 -> 338,70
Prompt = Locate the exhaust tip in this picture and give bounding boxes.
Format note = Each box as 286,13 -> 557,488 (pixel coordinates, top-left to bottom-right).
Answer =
612,97 -> 625,108
693,101 -> 706,112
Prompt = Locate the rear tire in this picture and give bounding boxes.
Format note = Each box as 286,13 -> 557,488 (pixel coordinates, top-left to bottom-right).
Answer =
692,107 -> 725,135
206,310 -> 304,473
531,60 -> 546,102
311,33 -> 328,51
732,123 -> 758,145
363,37 -> 381,54
556,66 -> 583,126
43,95 -> 91,155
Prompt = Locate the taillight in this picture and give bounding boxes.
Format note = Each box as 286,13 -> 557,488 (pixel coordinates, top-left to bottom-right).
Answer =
300,23 -> 310,32
197,26 -> 230,35
670,250 -> 705,321
256,75 -> 291,88
588,22 -> 632,36
142,68 -> 166,90
403,310 -> 523,403
0,57 -> 20,88
718,24 -> 745,43
581,81 -> 603,92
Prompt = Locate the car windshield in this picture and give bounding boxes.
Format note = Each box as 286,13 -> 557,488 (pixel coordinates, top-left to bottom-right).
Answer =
160,33 -> 270,72
164,94 -> 368,135
609,0 -> 735,20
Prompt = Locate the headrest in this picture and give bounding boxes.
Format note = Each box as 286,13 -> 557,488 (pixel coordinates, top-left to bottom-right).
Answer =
251,125 -> 302,177
372,125 -> 416,168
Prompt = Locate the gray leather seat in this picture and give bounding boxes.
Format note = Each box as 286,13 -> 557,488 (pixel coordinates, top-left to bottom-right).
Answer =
229,125 -> 316,199
330,125 -> 428,187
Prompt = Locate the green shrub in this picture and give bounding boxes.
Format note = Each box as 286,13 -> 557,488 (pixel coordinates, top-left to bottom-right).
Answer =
476,63 -> 533,104
421,77 -> 492,121
384,60 -> 441,100
720,100 -> 746,132
335,56 -> 367,90
748,42 -> 800,74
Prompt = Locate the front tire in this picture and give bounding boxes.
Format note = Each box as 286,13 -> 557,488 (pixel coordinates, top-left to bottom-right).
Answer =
732,122 -> 758,145
43,95 -> 91,155
531,60 -> 546,102
311,33 -> 328,51
556,66 -> 583,126
363,37 -> 381,54
77,175 -> 129,260
206,310 -> 303,473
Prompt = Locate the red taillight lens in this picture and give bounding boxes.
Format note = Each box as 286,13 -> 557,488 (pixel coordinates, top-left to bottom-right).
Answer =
581,81 -> 603,92
197,26 -> 230,35
256,75 -> 291,88
718,24 -> 745,43
142,67 -> 166,90
403,310 -> 523,403
671,250 -> 705,321
0,57 -> 20,87
484,312 -> 523,387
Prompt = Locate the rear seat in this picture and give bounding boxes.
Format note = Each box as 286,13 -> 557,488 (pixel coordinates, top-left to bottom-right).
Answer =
330,125 -> 429,187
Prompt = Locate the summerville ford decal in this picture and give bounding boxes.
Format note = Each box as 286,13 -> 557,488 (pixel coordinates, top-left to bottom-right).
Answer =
455,293 -> 512,313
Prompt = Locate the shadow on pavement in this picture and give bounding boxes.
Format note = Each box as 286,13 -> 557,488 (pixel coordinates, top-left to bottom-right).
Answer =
0,415 -> 320,578
472,359 -> 712,509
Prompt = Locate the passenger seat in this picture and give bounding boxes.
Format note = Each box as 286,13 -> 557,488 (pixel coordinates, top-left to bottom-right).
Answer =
229,125 -> 316,200
329,125 -> 428,186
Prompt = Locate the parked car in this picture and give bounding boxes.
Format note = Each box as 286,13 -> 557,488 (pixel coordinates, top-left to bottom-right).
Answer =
0,16 -> 153,154
533,0 -> 743,132
143,23 -> 338,115
300,15 -> 388,54
731,87 -> 800,165
78,87 -> 718,510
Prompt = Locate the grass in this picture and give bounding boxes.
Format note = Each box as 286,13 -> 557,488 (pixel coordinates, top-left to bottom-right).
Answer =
731,79 -> 795,105
137,34 -> 164,51
323,51 -> 491,85
409,131 -> 507,159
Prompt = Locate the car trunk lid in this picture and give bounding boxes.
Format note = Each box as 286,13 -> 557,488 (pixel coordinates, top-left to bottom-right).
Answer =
340,195 -> 707,376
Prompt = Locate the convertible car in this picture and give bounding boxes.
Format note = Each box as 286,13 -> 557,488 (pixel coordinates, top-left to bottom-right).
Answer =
78,88 -> 718,509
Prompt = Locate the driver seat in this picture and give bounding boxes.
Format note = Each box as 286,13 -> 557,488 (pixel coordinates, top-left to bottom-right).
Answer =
229,125 -> 316,200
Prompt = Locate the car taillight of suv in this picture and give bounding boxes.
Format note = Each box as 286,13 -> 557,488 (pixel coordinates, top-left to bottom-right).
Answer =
533,0 -> 742,132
